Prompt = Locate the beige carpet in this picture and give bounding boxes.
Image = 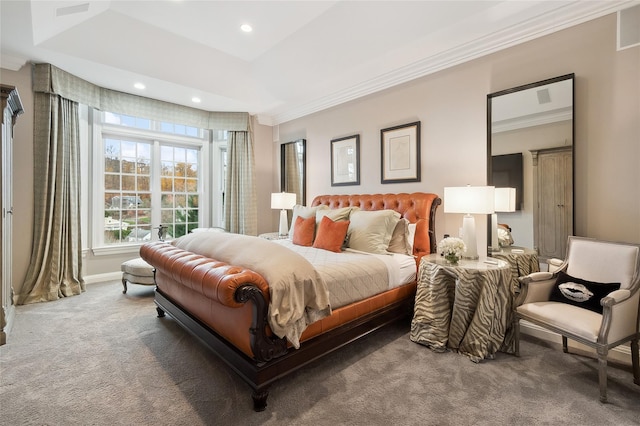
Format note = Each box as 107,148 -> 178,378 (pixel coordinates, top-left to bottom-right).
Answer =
1,281 -> 639,426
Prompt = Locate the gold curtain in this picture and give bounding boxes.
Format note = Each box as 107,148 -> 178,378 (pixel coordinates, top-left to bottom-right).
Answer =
224,126 -> 257,236
16,93 -> 84,304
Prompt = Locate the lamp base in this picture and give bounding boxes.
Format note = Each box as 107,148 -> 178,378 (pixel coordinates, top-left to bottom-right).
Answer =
278,209 -> 289,237
461,214 -> 479,259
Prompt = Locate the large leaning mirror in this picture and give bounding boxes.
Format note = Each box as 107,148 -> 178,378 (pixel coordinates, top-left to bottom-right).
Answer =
487,74 -> 575,261
281,139 -> 306,206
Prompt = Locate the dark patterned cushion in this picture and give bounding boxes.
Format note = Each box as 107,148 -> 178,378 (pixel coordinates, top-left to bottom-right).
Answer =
549,271 -> 621,314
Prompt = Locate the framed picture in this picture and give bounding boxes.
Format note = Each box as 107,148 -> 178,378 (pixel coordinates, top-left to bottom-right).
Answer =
380,121 -> 421,183
331,135 -> 360,186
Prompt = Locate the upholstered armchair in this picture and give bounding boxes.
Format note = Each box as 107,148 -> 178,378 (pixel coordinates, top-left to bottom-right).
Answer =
514,236 -> 640,402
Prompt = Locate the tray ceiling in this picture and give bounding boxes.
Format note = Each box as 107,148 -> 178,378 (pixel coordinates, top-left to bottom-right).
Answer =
1,1 -> 634,125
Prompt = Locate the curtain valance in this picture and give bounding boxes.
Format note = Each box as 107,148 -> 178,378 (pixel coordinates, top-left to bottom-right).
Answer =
32,63 -> 249,131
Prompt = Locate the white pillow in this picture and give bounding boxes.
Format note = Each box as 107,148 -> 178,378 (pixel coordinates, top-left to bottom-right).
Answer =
315,206 -> 358,223
347,209 -> 400,254
288,204 -> 328,240
387,218 -> 412,255
407,223 -> 417,254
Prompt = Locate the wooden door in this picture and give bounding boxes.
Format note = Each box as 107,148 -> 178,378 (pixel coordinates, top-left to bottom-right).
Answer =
532,147 -> 573,260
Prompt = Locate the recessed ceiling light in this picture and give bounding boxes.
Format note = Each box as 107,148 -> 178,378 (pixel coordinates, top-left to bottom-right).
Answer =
240,24 -> 252,33
191,97 -> 201,103
134,82 -> 145,90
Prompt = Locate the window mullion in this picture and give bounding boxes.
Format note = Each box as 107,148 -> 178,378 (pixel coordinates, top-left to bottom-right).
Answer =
151,140 -> 162,240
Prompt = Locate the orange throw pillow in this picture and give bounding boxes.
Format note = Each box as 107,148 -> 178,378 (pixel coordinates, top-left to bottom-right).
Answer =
292,215 -> 315,246
313,215 -> 350,253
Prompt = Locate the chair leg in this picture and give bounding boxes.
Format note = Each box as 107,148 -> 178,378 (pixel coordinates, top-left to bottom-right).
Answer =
122,278 -> 128,294
562,336 -> 568,353
632,338 -> 640,386
597,347 -> 608,403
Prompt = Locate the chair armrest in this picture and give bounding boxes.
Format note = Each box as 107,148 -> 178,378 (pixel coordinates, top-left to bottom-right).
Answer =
516,272 -> 557,305
519,271 -> 553,284
600,290 -> 639,343
601,289 -> 631,307
548,258 -> 565,273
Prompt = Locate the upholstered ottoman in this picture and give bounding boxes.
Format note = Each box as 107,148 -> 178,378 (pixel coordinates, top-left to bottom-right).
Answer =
121,257 -> 155,294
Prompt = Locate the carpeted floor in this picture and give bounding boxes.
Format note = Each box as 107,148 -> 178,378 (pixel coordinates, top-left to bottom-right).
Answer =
1,281 -> 639,426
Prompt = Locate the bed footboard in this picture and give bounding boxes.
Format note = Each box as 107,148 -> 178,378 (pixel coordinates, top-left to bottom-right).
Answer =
141,242 -> 287,362
235,284 -> 288,362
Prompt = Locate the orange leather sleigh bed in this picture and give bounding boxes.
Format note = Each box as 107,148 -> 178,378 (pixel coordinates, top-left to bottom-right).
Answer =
140,192 -> 440,411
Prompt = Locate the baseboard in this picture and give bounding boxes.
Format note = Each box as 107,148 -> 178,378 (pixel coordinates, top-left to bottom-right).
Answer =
84,271 -> 122,285
521,320 -> 632,366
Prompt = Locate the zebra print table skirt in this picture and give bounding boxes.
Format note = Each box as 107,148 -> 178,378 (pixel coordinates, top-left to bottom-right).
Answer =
410,255 -> 515,362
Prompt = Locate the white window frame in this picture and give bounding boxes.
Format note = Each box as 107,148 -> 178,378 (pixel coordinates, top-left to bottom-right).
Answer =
91,113 -> 210,256
211,141 -> 227,228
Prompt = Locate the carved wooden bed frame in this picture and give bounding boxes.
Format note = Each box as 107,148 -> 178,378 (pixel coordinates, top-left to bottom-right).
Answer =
141,192 -> 441,411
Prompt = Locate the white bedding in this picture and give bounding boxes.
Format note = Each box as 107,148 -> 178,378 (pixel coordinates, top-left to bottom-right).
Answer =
273,239 -> 416,309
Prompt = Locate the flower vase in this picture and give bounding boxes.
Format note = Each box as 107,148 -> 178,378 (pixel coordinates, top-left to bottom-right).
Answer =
445,254 -> 459,265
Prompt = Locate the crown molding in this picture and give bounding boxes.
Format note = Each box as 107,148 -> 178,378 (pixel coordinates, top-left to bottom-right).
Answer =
270,1 -> 633,125
0,53 -> 28,72
493,108 -> 573,134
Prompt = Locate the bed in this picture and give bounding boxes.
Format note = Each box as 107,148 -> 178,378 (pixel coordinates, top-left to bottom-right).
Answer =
140,192 -> 440,411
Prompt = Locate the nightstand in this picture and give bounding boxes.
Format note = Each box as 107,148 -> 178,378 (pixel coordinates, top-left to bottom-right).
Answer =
258,232 -> 287,240
410,254 -> 514,362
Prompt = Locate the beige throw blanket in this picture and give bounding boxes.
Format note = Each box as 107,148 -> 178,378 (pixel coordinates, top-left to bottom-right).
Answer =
173,232 -> 332,348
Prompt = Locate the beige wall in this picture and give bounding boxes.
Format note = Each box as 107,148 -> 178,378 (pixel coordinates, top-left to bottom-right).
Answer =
1,12 -> 639,291
253,119 -> 278,234
278,13 -> 640,248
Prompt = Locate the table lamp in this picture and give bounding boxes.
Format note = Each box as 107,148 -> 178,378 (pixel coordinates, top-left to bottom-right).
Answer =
271,192 -> 297,237
490,187 -> 516,252
444,185 -> 495,259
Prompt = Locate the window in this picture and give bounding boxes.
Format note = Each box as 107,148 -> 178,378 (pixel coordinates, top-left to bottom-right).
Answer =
159,145 -> 200,239
95,112 -> 216,250
103,137 -> 152,244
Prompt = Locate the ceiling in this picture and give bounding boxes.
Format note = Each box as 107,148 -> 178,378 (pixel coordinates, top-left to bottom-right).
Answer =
0,1 -> 635,125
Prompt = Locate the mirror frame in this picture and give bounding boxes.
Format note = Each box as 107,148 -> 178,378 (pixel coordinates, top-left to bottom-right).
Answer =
486,73 -> 575,257
280,139 -> 306,206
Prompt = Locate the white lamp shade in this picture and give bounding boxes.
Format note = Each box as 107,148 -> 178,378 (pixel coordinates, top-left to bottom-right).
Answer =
271,192 -> 296,210
444,186 -> 495,214
495,188 -> 516,212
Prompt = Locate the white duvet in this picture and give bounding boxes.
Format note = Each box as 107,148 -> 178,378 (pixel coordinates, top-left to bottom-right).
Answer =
273,239 -> 416,309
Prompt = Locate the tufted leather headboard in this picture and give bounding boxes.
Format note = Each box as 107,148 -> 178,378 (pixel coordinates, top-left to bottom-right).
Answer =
311,192 -> 441,260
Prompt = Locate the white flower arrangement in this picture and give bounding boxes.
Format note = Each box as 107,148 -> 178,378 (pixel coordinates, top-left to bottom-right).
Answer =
437,237 -> 467,259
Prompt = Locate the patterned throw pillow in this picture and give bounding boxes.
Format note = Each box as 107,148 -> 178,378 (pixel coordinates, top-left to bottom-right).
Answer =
549,271 -> 621,314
